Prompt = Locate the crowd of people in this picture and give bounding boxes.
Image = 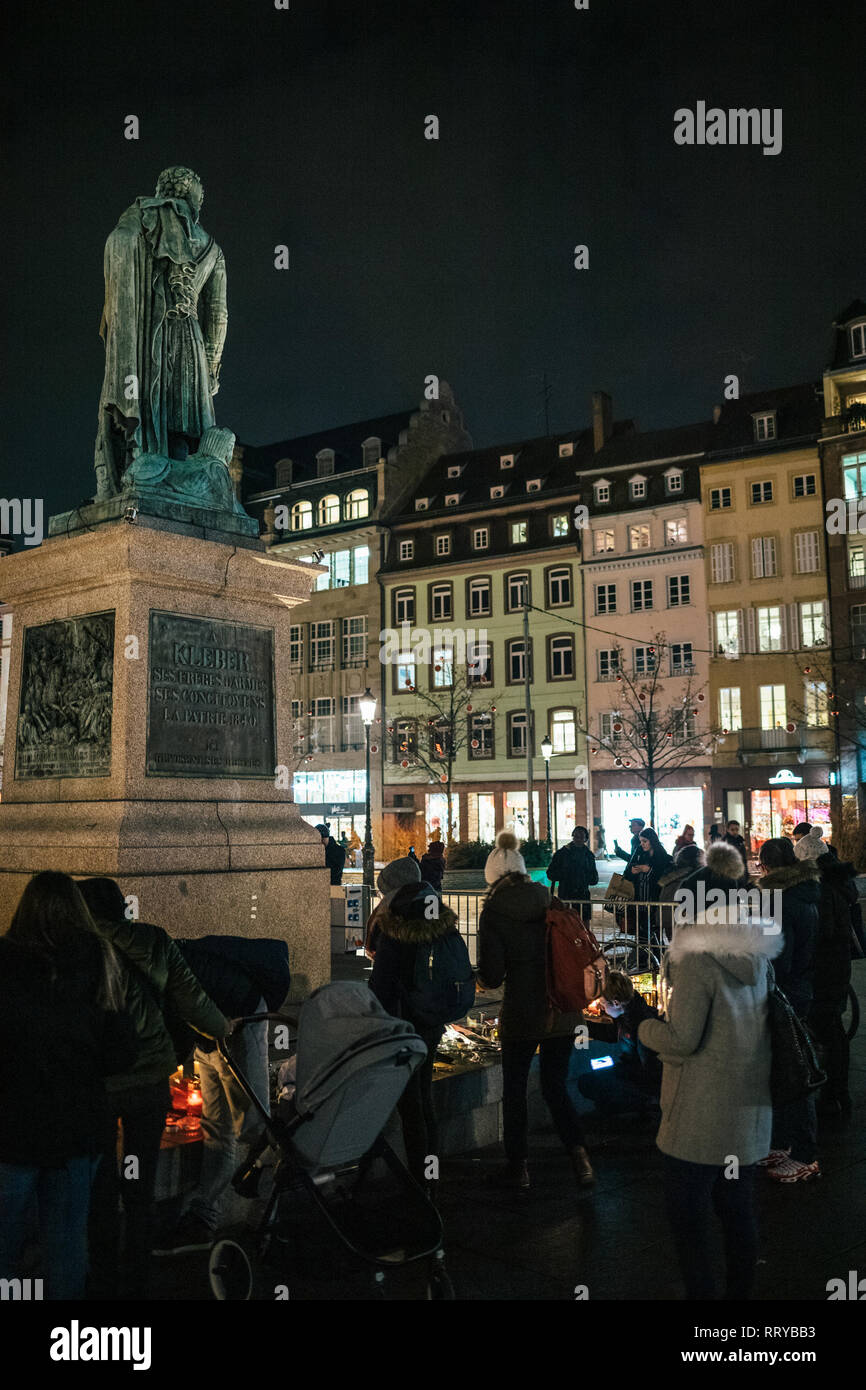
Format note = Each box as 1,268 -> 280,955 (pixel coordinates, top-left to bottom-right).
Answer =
1,808 -> 861,1303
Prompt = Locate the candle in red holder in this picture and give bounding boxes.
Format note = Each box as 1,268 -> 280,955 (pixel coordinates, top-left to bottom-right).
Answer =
183,1081 -> 203,1132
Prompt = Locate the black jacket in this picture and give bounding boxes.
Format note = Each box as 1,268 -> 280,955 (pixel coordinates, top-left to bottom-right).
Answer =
369,881 -> 457,1033
812,856 -> 857,1009
325,838 -> 346,885
0,936 -> 138,1167
546,842 -> 599,902
478,873 -> 577,1039
616,993 -> 662,1093
419,851 -> 446,893
724,833 -> 748,867
759,860 -> 820,1017
176,935 -> 291,1054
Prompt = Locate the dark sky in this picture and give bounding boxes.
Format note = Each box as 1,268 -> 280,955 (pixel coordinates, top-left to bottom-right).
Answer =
2,0 -> 865,515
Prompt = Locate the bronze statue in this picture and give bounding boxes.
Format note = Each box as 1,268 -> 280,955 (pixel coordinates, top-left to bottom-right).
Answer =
94,166 -> 228,499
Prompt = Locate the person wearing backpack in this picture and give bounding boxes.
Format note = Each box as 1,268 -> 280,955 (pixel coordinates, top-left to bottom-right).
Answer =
369,879 -> 471,1189
546,825 -> 598,911
477,831 -> 595,1190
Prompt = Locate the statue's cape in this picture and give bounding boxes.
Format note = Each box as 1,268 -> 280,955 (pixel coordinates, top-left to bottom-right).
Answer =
136,195 -> 202,264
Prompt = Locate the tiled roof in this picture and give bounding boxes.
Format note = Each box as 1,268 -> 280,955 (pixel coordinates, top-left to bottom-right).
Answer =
240,410 -> 414,487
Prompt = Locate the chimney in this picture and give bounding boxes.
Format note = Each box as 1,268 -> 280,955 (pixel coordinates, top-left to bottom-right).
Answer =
592,391 -> 613,452
712,405 -> 722,424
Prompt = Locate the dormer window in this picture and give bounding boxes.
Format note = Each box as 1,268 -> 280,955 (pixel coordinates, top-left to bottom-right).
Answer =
526,478 -> 542,493
753,411 -> 777,442
558,442 -> 574,458
594,479 -> 611,505
415,497 -> 430,512
316,448 -> 335,478
444,492 -> 463,507
490,485 -> 506,500
665,468 -> 683,494
500,454 -> 515,470
446,464 -> 464,479
850,322 -> 866,359
361,436 -> 381,468
629,474 -> 647,501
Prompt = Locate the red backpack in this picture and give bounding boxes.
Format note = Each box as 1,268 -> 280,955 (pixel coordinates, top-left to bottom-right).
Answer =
545,899 -> 608,1013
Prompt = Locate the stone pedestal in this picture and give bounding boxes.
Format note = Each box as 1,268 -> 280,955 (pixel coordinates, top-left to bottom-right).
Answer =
0,514 -> 330,997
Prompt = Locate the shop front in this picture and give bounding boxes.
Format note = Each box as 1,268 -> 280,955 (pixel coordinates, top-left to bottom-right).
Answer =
591,769 -> 712,854
711,765 -> 832,854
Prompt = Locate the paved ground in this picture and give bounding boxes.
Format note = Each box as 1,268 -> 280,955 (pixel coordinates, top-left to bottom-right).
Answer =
151,958 -> 866,1302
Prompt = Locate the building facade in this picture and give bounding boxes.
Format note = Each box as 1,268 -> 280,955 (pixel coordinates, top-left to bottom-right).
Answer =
241,385 -> 471,845
820,300 -> 866,815
701,382 -> 833,850
378,425 -> 591,852
581,414 -> 715,853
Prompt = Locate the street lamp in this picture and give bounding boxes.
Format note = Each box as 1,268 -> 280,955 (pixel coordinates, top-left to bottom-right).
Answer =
359,687 -> 377,894
541,735 -> 553,851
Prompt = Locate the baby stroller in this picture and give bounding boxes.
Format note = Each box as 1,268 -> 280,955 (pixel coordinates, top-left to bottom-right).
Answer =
207,981 -> 455,1300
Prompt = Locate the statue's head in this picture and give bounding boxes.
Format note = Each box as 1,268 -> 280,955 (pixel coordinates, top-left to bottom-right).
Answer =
155,166 -> 204,217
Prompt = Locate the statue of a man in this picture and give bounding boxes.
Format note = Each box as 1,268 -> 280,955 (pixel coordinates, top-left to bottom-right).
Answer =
94,166 -> 228,499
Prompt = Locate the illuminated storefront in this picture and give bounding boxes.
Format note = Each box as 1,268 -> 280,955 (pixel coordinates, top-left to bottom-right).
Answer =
600,786 -> 706,854
712,765 -> 833,854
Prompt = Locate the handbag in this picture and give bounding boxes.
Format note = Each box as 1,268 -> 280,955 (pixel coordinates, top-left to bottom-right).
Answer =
768,986 -> 826,1107
602,871 -> 635,915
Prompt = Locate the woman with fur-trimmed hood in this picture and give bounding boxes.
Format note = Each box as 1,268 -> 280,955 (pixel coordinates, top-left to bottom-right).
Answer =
369,879 -> 458,1187
638,901 -> 783,1299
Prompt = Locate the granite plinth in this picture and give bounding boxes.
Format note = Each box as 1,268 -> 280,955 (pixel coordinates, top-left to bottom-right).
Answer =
49,492 -> 260,541
0,517 -> 329,993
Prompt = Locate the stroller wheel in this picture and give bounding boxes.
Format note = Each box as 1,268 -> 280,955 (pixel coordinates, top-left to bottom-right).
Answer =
209,1238 -> 254,1301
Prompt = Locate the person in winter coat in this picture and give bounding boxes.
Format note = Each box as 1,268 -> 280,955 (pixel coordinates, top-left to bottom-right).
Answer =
613,817 -> 645,865
756,838 -> 821,1183
638,912 -> 782,1299
810,853 -> 857,1123
364,855 -> 423,958
546,825 -> 599,909
159,932 -> 291,1252
657,844 -> 706,941
77,877 -> 230,1284
477,831 -> 595,1190
724,821 -> 749,868
793,822 -> 827,861
0,872 -> 138,1301
577,971 -> 661,1116
678,841 -> 750,910
628,828 -> 672,943
316,824 -> 346,885
672,824 -> 696,855
420,840 -> 446,894
369,879 -> 460,1187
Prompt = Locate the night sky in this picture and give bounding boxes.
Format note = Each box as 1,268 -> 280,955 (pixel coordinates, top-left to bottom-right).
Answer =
2,0 -> 865,517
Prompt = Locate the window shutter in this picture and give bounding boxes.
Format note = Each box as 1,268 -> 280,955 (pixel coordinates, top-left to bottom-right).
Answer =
751,537 -> 763,578
822,599 -> 830,644
744,607 -> 755,654
767,536 -> 777,576
789,603 -> 801,649
778,605 -> 788,651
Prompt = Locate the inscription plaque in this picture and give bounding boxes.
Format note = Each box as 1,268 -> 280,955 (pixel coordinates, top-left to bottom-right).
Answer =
146,611 -> 276,778
16,612 -> 115,779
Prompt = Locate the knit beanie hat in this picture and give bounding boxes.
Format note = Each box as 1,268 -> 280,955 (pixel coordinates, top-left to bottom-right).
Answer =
377,856 -> 422,902
484,830 -> 527,885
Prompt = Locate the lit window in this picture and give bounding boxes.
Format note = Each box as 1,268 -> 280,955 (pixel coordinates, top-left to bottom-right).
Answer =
594,528 -> 615,553
850,323 -> 866,358
291,500 -> 312,530
511,520 -> 528,544
468,640 -> 492,685
718,687 -> 742,732
757,606 -> 783,652
629,523 -> 651,550
397,660 -> 416,691
715,611 -> 740,659
759,684 -> 786,729
551,513 -> 569,537
800,601 -> 827,647
345,488 -> 370,520
843,454 -> 866,498
665,518 -> 688,545
317,494 -> 340,525
432,648 -> 454,689
551,708 -> 576,754
352,545 -> 369,584
805,680 -> 828,727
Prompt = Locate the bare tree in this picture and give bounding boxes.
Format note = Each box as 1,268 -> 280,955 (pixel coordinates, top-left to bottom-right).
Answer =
386,664 -> 498,846
579,635 -> 717,827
